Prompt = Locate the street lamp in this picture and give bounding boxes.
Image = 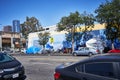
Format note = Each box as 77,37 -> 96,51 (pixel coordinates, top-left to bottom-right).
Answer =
0,24 -> 2,51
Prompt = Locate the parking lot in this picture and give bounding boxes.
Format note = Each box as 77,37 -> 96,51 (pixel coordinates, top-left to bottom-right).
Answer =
13,55 -> 88,80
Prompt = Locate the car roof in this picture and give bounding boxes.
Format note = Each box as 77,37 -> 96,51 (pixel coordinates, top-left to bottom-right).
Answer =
79,47 -> 93,48
79,53 -> 120,63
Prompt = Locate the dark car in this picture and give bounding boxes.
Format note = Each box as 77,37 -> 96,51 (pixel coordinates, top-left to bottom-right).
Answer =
0,53 -> 26,80
54,54 -> 120,80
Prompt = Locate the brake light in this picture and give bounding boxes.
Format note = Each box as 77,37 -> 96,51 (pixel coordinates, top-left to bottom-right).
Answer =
54,72 -> 60,79
96,50 -> 99,52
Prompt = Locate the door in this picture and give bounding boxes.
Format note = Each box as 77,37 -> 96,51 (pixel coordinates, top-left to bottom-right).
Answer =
75,62 -> 119,80
82,62 -> 118,80
78,48 -> 85,55
84,47 -> 89,55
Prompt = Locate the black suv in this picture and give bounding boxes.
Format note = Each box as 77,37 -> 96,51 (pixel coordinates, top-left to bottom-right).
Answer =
54,54 -> 120,80
0,53 -> 26,80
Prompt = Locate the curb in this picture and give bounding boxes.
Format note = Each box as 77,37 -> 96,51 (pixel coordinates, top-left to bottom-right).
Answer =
10,53 -> 72,56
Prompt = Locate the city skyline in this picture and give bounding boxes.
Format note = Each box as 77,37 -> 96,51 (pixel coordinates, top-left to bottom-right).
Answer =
0,0 -> 105,29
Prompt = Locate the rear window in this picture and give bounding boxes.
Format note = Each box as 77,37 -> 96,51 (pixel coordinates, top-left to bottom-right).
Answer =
0,54 -> 14,63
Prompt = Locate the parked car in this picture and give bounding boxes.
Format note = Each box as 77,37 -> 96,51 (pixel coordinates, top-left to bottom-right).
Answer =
0,53 -> 26,80
54,54 -> 120,80
72,47 -> 99,56
108,49 -> 120,53
3,48 -> 13,53
21,48 -> 26,53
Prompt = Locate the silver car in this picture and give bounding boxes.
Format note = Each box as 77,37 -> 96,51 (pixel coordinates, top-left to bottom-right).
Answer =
72,47 -> 100,56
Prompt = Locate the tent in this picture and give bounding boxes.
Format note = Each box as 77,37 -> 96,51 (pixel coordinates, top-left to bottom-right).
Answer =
26,46 -> 41,54
86,38 -> 105,53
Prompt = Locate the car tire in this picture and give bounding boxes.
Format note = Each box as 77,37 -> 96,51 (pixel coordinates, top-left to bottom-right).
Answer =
73,52 -> 77,56
88,52 -> 93,57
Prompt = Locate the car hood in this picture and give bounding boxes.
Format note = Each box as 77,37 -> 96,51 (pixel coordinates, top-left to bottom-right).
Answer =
0,59 -> 21,69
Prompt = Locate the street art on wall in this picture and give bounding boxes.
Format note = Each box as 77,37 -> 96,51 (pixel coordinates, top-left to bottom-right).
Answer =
26,28 -> 120,54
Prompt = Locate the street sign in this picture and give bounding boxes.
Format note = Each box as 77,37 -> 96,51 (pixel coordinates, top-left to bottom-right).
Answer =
50,37 -> 54,43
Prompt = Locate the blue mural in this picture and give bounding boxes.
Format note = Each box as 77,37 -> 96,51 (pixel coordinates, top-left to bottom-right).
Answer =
73,29 -> 120,50
26,28 -> 120,54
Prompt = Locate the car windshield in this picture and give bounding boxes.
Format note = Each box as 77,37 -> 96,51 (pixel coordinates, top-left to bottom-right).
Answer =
0,53 -> 14,63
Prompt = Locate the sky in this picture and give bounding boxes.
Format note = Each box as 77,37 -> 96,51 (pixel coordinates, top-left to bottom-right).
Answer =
0,0 -> 106,29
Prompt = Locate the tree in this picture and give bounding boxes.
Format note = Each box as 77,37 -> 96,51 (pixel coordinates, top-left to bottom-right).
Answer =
57,11 -> 95,52
57,11 -> 82,52
81,12 -> 95,41
21,16 -> 43,39
95,0 -> 120,49
38,32 -> 50,49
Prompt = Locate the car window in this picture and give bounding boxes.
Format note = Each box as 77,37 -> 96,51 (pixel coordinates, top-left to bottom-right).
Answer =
79,48 -> 84,51
85,48 -> 89,50
0,54 -> 14,63
75,65 -> 84,72
84,62 -> 115,78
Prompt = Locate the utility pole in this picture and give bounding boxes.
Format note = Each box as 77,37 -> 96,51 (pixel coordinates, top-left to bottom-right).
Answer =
0,24 -> 2,51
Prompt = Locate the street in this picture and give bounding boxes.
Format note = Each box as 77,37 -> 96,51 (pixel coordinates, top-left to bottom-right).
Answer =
13,55 -> 88,80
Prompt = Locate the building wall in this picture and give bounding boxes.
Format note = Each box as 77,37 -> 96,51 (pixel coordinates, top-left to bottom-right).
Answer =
0,31 -> 21,50
27,23 -> 120,52
27,30 -> 67,51
76,23 -> 105,32
27,24 -> 107,50
3,25 -> 12,32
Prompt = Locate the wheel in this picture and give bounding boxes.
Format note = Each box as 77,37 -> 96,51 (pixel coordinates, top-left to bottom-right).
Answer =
88,52 -> 93,57
73,52 -> 77,56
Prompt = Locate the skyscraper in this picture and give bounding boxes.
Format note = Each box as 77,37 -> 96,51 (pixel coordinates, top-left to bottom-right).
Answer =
12,20 -> 20,33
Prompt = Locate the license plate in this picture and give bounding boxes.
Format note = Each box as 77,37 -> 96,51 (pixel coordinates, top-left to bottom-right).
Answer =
12,73 -> 19,78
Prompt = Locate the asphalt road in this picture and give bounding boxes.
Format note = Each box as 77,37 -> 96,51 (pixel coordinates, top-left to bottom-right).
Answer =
13,55 -> 88,80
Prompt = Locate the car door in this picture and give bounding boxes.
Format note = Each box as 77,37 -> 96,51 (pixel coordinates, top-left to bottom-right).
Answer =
78,48 -> 85,55
82,62 -> 118,80
84,47 -> 89,55
75,62 -> 119,80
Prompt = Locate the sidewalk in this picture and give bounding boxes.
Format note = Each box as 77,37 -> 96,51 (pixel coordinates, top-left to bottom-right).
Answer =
10,52 -> 72,56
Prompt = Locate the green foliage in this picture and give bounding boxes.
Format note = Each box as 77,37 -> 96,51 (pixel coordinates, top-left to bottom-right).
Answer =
82,12 -> 95,30
58,11 -> 95,41
38,32 -> 50,48
57,11 -> 82,31
57,11 -> 95,51
21,16 -> 43,39
95,0 -> 120,47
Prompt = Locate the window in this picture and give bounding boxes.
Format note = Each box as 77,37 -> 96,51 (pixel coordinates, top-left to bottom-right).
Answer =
76,65 -> 83,72
85,48 -> 89,50
84,63 -> 115,78
46,28 -> 49,30
79,48 -> 84,51
0,54 -> 14,63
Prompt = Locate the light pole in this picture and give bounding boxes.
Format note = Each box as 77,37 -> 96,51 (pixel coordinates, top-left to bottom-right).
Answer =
0,24 -> 2,51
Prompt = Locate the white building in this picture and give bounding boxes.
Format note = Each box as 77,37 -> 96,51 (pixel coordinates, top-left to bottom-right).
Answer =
27,25 -> 68,51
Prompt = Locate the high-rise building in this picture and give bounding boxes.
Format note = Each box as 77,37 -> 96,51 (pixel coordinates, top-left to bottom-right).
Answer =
12,20 -> 20,33
3,25 -> 12,32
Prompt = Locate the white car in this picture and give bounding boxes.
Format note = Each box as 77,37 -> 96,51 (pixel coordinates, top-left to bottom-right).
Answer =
72,47 -> 100,56
21,48 -> 26,53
